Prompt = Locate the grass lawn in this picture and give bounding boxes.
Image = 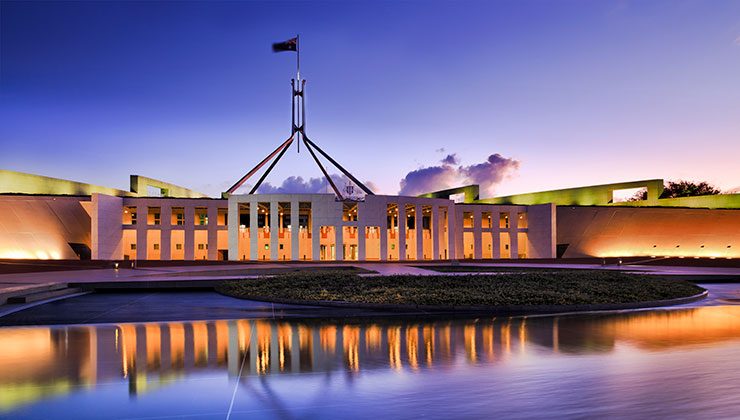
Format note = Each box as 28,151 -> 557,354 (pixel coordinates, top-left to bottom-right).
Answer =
217,270 -> 704,307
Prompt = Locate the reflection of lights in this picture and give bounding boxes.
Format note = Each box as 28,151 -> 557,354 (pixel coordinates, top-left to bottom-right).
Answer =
388,327 -> 402,370
464,325 -> 477,363
12,311 -> 740,412
406,327 -> 419,370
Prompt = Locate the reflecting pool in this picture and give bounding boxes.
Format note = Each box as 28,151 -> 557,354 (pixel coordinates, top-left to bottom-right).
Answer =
3,305 -> 740,419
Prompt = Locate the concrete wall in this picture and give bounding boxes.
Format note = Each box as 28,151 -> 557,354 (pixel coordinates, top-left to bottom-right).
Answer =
527,203 -> 557,259
91,194 -> 123,260
1,169 -> 132,197
478,179 -> 664,206
0,195 -> 91,259
557,206 -> 740,258
129,175 -> 209,198
611,193 -> 740,209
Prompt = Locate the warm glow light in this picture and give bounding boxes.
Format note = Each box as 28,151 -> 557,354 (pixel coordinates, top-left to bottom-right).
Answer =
0,250 -> 36,259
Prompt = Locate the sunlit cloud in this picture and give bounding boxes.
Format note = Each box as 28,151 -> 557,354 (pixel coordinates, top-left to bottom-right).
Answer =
398,153 -> 520,197
257,174 -> 378,195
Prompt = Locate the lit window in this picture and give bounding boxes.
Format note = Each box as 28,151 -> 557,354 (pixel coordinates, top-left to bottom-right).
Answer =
499,212 -> 509,229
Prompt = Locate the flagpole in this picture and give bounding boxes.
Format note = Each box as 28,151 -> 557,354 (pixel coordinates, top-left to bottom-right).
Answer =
296,34 -> 300,81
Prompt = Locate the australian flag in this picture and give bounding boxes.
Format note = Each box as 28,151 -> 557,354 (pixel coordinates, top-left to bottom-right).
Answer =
272,38 -> 297,52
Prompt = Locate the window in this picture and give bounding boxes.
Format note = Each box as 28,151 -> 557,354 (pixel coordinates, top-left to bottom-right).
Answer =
517,212 -> 528,228
175,244 -> 182,250
153,243 -> 160,250
218,208 -> 228,226
343,202 -> 358,221
172,207 -> 185,225
463,211 -> 474,228
148,207 -> 161,225
123,206 -> 137,225
198,244 -> 204,250
499,212 -> 509,229
195,207 -> 208,226
482,212 -> 492,228
131,244 -> 136,250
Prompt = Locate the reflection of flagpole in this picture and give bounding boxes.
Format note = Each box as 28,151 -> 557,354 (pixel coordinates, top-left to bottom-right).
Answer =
296,34 -> 300,81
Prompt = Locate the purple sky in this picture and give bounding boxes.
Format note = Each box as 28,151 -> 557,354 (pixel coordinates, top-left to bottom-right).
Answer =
2,0 -> 739,198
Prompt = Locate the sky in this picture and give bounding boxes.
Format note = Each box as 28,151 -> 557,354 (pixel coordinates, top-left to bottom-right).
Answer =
1,0 -> 740,198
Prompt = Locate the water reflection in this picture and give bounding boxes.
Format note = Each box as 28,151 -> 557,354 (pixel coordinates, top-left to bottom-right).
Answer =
3,305 -> 740,414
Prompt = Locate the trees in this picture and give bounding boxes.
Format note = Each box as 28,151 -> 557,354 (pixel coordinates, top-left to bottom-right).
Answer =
629,180 -> 721,201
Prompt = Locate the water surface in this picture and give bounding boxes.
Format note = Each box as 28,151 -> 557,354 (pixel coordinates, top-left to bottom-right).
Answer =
2,301 -> 740,419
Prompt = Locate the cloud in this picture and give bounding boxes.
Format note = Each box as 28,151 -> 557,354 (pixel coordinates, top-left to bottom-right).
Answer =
435,147 -> 445,153
441,154 -> 459,165
461,153 -> 520,189
257,174 -> 378,195
735,34 -> 740,47
398,153 -> 520,197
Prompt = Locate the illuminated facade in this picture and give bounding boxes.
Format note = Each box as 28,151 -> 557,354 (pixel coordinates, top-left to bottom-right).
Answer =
2,169 -> 739,260
0,169 -> 555,261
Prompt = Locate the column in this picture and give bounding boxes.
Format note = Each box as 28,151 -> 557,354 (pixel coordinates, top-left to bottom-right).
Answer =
415,203 -> 423,260
398,202 -> 406,261
334,224 -> 343,261
136,206 -> 147,260
228,198 -> 239,261
358,223 -> 366,261
207,205 -> 218,261
270,201 -> 279,261
184,205 -> 195,260
160,202 -> 171,261
432,205 -> 439,260
448,206 -> 456,260
474,209 -> 483,260
291,201 -> 300,261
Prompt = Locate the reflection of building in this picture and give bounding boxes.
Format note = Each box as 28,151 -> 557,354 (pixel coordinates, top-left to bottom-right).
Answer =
4,308 -> 740,412
3,169 -> 740,260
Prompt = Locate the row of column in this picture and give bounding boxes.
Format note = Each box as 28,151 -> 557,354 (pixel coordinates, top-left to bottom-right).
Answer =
126,203 -> 225,261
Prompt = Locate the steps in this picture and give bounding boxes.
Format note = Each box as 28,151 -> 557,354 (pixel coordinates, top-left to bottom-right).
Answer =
0,283 -> 84,305
6,286 -> 82,304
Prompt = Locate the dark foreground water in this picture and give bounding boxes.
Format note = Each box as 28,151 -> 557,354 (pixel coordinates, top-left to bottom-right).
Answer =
2,305 -> 740,419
